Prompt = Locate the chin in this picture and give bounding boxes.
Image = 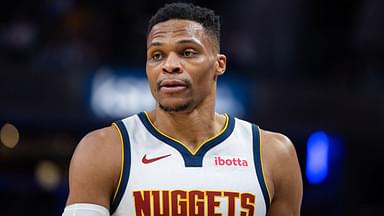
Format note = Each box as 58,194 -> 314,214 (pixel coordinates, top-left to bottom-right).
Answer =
159,102 -> 192,113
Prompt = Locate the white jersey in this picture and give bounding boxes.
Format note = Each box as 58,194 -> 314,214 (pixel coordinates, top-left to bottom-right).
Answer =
110,112 -> 270,216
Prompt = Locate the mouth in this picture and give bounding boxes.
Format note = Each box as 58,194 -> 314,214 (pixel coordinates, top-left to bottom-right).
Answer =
158,79 -> 188,94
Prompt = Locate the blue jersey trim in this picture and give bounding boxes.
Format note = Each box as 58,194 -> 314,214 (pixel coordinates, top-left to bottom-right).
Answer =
110,120 -> 131,214
252,124 -> 270,210
138,112 -> 235,167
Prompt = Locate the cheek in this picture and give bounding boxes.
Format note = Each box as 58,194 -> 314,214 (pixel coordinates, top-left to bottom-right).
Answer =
194,71 -> 214,94
195,62 -> 216,84
146,68 -> 157,93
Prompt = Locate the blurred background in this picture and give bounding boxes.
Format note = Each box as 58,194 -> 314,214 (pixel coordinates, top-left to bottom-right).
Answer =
0,0 -> 383,215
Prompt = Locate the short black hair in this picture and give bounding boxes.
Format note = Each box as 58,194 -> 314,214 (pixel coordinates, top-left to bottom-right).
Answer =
148,2 -> 220,49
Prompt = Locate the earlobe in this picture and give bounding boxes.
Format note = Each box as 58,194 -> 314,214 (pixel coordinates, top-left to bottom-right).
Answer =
216,54 -> 227,76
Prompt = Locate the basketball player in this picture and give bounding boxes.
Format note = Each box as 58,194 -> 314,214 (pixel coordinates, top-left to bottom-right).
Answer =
62,3 -> 302,216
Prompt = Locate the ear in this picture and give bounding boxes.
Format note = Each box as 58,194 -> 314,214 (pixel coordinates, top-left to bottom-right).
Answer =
215,54 -> 227,76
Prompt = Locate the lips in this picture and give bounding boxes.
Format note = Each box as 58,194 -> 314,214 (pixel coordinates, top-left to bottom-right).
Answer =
159,79 -> 188,94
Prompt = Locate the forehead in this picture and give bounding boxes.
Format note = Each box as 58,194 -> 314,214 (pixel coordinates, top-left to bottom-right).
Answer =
147,19 -> 207,46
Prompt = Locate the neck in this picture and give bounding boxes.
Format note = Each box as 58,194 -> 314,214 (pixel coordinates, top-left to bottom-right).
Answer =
147,100 -> 226,153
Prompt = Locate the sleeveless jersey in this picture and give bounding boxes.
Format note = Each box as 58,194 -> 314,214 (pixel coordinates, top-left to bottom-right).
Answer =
110,112 -> 270,216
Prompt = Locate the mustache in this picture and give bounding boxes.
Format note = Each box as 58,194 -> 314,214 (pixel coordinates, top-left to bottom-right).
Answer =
157,78 -> 192,90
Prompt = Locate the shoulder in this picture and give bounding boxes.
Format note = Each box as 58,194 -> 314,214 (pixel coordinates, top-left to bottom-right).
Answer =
260,129 -> 297,160
259,128 -> 299,181
71,126 -> 122,173
259,129 -> 303,215
66,125 -> 122,208
75,126 -> 121,156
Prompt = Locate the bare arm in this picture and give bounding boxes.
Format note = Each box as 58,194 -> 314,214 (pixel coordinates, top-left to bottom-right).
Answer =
262,130 -> 303,216
65,126 -> 122,209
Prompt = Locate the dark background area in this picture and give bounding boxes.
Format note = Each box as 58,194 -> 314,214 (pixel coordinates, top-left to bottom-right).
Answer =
0,0 -> 383,215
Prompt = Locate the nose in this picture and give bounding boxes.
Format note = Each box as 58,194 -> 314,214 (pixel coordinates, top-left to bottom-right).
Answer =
162,52 -> 182,73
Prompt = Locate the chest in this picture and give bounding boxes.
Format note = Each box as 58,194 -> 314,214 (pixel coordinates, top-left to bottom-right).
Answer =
111,114 -> 268,216
130,133 -> 256,187
126,135 -> 262,216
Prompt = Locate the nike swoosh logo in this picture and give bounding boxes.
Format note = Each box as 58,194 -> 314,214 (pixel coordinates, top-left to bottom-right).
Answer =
142,154 -> 171,164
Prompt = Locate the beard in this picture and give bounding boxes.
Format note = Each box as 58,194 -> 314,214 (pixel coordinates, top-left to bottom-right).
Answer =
156,78 -> 193,113
159,101 -> 192,112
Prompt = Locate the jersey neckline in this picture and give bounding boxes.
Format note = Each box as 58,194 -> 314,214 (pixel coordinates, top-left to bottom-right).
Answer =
137,111 -> 235,167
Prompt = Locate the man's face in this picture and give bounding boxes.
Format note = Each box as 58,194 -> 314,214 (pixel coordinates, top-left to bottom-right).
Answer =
146,19 -> 225,113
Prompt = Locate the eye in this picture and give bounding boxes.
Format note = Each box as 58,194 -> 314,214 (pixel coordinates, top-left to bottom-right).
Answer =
151,52 -> 163,61
183,49 -> 197,57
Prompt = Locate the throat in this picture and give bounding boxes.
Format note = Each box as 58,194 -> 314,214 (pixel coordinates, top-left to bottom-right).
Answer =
145,111 -> 228,154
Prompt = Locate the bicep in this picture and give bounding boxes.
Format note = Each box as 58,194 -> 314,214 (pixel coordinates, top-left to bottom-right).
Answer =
267,138 -> 303,216
66,130 -> 121,209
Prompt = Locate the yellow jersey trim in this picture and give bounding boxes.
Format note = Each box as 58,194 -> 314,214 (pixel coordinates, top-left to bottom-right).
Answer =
112,123 -> 125,201
258,127 -> 272,204
143,111 -> 229,156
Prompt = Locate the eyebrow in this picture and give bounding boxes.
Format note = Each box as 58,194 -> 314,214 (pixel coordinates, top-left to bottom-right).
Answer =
177,39 -> 201,45
148,39 -> 202,49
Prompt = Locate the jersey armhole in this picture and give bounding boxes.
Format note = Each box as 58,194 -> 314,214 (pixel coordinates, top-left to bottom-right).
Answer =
110,120 -> 131,214
252,124 -> 271,210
